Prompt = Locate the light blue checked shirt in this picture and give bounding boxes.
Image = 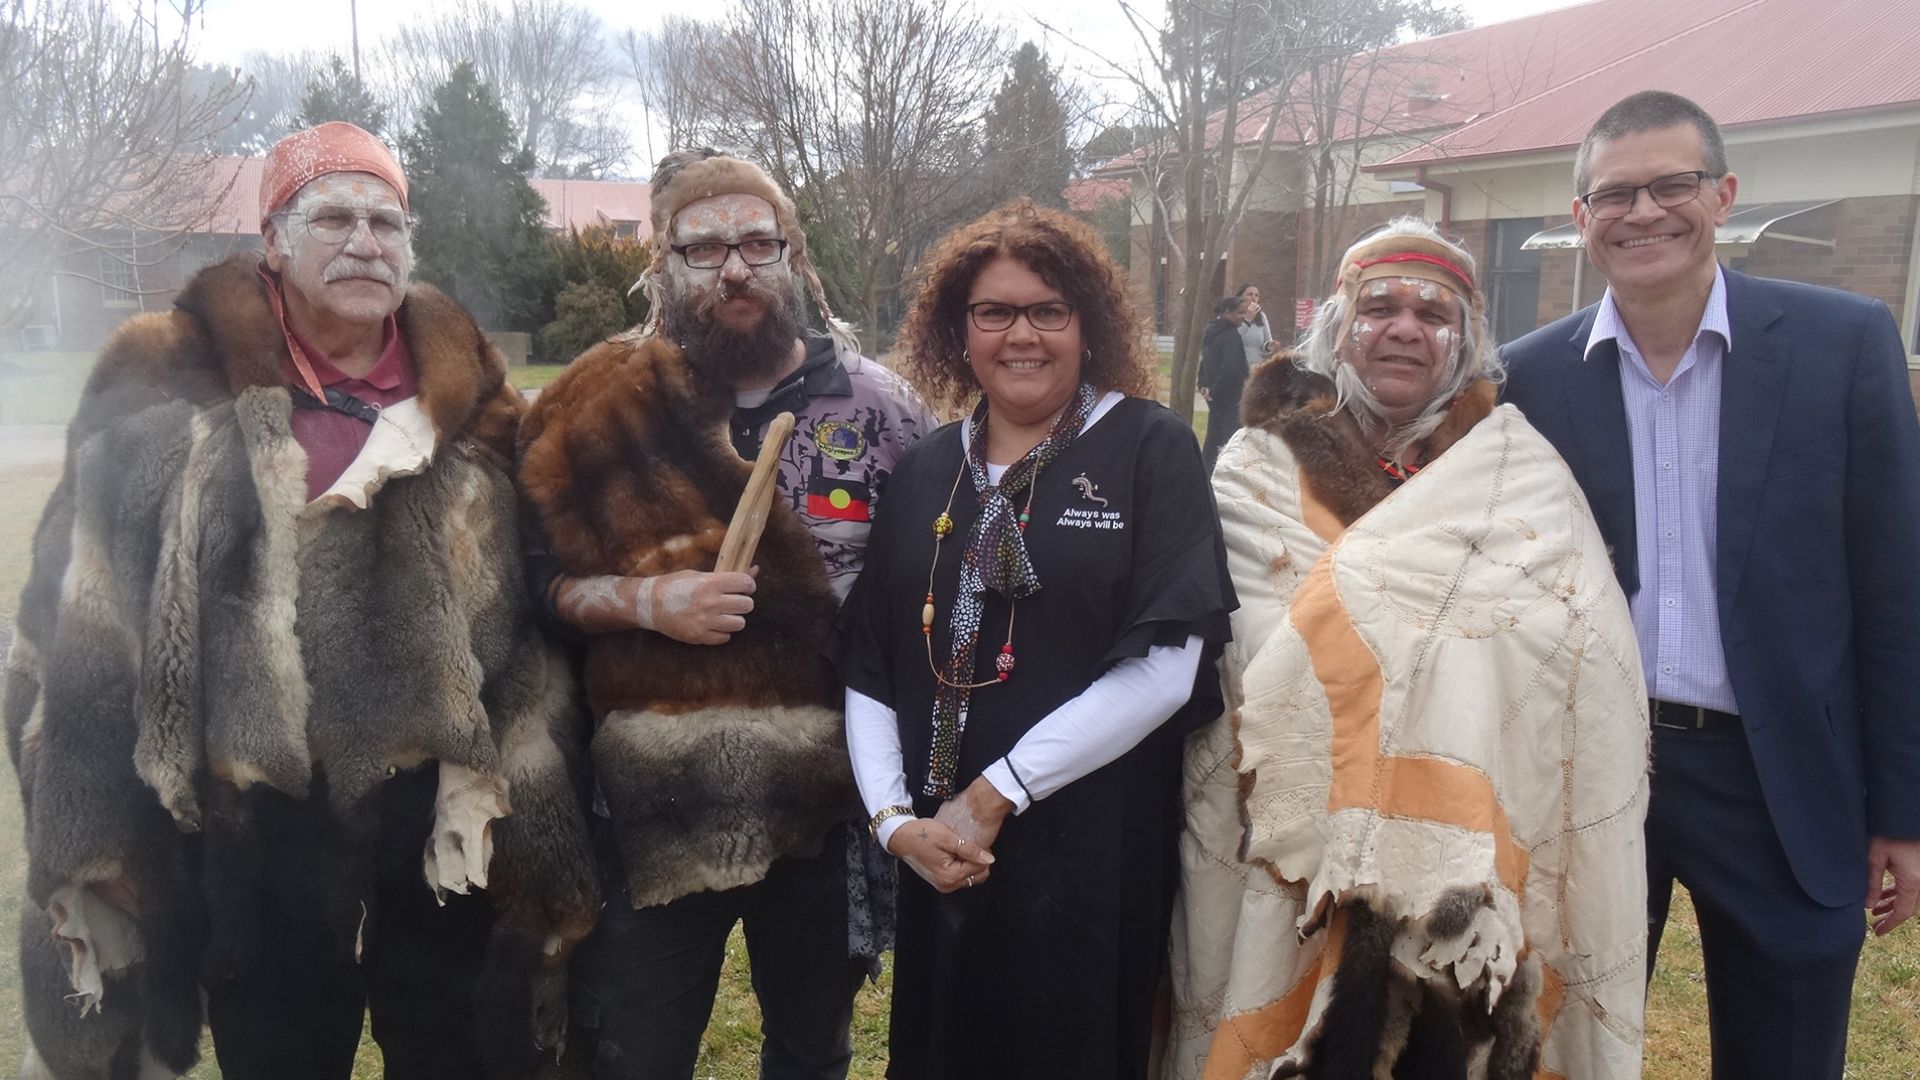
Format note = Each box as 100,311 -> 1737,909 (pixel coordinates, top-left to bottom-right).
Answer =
1585,267 -> 1739,714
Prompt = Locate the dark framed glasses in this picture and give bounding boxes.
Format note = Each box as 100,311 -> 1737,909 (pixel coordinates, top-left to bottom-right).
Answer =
966,301 -> 1077,332
671,238 -> 788,269
1578,170 -> 1719,220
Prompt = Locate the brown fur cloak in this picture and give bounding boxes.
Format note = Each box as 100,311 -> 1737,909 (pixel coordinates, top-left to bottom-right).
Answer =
518,333 -> 856,909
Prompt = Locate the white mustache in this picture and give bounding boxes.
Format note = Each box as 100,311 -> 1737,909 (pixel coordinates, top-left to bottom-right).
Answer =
322,256 -> 397,285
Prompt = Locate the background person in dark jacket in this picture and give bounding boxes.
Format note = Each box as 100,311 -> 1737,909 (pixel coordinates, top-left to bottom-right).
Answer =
1199,294 -> 1252,469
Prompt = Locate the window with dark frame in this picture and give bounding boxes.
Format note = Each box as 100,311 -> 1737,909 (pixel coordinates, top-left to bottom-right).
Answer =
1488,217 -> 1544,346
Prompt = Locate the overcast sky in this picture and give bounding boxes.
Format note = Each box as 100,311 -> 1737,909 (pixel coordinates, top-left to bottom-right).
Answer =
187,0 -> 1589,171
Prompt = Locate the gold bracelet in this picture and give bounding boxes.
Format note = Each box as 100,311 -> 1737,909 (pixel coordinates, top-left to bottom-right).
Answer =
869,804 -> 915,839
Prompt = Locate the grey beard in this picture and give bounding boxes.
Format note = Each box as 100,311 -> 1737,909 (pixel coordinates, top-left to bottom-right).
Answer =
662,279 -> 806,387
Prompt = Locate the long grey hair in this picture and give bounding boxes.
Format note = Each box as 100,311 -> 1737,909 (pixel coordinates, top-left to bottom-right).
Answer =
1297,216 -> 1505,454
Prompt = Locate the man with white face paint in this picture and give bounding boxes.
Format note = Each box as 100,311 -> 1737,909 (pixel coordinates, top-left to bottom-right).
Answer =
1167,217 -> 1649,1080
8,122 -> 599,1080
517,148 -> 930,1080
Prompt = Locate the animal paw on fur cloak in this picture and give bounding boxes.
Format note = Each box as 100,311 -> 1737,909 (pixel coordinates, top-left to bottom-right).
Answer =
518,333 -> 857,909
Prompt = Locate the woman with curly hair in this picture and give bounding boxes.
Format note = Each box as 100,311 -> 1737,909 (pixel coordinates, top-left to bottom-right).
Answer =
830,199 -> 1235,1077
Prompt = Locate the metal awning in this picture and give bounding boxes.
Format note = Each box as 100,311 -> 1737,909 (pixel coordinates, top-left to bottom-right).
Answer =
1520,200 -> 1838,251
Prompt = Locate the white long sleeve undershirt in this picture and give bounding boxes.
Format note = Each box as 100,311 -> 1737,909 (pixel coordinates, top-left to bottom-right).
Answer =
847,634 -> 1205,850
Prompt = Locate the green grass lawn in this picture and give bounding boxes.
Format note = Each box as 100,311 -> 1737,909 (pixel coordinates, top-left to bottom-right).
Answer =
3,355 -> 1916,1077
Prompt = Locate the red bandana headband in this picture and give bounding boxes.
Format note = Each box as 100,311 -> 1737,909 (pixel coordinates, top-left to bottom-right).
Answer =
1350,251 -> 1475,294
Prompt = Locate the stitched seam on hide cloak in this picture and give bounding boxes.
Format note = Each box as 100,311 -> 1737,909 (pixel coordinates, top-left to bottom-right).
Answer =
1197,905 -> 1347,1080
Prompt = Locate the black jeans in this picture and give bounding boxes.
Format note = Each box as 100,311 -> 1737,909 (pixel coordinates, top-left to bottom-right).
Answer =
202,770 -> 496,1080
569,821 -> 869,1080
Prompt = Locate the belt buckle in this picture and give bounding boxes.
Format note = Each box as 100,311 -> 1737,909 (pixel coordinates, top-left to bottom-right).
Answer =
1651,702 -> 1708,731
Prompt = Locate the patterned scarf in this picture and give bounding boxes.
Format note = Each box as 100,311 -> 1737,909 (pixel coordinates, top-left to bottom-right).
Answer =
924,382 -> 1099,798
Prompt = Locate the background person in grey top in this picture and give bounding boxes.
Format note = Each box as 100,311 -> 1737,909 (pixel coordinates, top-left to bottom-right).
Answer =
1235,281 -> 1274,365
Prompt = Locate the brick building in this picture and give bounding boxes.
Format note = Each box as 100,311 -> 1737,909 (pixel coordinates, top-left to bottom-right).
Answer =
1096,0 -> 1920,398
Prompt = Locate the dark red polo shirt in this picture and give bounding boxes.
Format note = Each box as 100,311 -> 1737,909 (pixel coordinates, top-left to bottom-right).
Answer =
281,319 -> 418,502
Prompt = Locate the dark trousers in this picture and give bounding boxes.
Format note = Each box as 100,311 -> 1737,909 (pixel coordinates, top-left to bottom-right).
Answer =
1646,727 -> 1864,1080
1201,395 -> 1241,473
202,772 -> 496,1080
569,822 -> 868,1080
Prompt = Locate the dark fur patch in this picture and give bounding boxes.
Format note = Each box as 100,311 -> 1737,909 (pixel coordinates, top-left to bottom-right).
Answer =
1305,893 -> 1542,1080
1239,354 -> 1500,530
1306,899 -> 1399,1080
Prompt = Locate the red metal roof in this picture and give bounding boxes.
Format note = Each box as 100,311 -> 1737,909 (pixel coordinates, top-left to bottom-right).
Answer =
1064,177 -> 1129,212
189,159 -> 651,237
1092,0 -> 1920,175
1380,0 -> 1920,168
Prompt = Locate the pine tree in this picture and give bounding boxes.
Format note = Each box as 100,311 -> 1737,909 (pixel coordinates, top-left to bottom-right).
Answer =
400,62 -> 552,331
980,43 -> 1074,209
295,55 -> 389,136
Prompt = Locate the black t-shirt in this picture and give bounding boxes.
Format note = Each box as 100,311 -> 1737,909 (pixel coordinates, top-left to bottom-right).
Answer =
832,394 -> 1235,795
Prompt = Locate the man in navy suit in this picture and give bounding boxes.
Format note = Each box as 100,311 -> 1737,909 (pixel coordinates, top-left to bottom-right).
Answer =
1502,90 -> 1920,1079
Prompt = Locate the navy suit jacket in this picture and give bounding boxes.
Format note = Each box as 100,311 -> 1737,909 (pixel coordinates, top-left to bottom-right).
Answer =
1501,268 -> 1920,907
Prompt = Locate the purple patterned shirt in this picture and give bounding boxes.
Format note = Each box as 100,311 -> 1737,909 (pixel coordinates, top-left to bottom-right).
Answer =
1585,266 -> 1738,713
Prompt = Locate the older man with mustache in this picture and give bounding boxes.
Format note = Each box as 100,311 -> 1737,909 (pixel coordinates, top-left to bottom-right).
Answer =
9,121 -> 598,1080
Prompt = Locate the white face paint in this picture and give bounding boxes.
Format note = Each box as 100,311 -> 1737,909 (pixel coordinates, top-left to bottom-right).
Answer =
1343,277 -> 1465,422
264,172 -> 411,329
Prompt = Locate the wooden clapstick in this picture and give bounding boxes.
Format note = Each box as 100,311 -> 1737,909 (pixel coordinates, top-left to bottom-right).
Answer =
715,411 -> 796,574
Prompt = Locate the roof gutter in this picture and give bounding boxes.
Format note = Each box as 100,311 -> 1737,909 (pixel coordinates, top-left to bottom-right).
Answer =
1416,166 -> 1453,231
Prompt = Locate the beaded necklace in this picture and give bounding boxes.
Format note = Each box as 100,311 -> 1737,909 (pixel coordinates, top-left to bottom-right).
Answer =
920,459 -> 1039,688
919,382 -> 1097,797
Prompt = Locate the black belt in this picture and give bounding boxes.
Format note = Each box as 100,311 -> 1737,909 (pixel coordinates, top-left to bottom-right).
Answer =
1650,699 -> 1741,734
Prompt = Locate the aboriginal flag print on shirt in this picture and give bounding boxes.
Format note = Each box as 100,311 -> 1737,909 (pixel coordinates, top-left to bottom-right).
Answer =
808,474 -> 872,521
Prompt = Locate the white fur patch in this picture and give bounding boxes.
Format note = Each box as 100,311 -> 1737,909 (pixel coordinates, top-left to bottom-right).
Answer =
311,397 -> 438,511
424,762 -> 510,901
47,882 -> 144,1015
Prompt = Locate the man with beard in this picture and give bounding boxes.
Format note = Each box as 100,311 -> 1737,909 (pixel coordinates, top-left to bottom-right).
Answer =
521,149 -> 931,1080
9,121 -> 597,1080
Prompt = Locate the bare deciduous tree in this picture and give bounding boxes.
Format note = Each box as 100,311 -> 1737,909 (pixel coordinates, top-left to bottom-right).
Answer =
650,0 -> 1009,339
0,0 -> 245,332
1057,0 -> 1465,422
385,0 -> 628,177
621,19 -> 712,170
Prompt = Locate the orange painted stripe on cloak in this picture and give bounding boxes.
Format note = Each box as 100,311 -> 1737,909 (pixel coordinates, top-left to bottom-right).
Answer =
1199,907 -> 1350,1080
1533,961 -> 1568,1080
1290,552 -> 1530,894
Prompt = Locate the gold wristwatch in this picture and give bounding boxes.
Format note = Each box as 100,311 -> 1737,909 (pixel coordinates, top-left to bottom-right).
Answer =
868,804 -> 914,839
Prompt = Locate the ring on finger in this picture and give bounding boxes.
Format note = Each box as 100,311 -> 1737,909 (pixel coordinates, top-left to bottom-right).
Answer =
966,874 -> 975,888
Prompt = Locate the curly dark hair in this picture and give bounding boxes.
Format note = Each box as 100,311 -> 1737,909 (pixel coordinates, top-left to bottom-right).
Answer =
895,199 -> 1155,416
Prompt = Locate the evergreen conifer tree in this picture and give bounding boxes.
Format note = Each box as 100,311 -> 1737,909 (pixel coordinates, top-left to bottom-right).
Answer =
980,43 -> 1074,209
400,62 -> 552,330
295,56 -> 388,136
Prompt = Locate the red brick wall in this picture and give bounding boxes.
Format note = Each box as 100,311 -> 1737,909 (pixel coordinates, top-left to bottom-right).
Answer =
1292,199 -> 1427,317
1226,208 -> 1298,333
1733,195 -> 1917,317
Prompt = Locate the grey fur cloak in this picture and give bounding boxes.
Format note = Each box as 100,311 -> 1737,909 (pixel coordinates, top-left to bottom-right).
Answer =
3,254 -> 600,1079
